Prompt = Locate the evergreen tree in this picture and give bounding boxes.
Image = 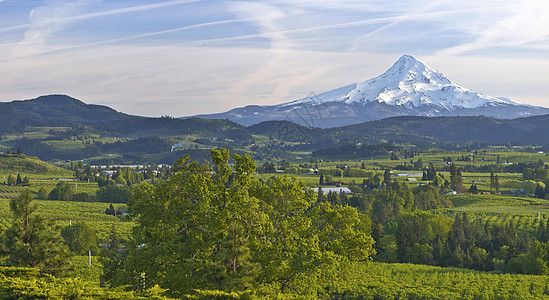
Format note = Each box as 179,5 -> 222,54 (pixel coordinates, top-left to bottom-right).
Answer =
536,184 -> 546,199
450,164 -> 464,193
3,189 -> 70,275
427,163 -> 436,181
317,187 -> 325,203
338,190 -> 347,206
22,176 -> 30,186
114,175 -> 127,186
37,187 -> 48,199
99,225 -> 124,287
16,173 -> 22,185
383,169 -> 391,187
319,174 -> 324,185
468,184 -> 478,194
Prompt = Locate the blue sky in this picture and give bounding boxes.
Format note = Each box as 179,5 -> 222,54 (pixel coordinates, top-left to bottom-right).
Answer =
1,0 -> 548,116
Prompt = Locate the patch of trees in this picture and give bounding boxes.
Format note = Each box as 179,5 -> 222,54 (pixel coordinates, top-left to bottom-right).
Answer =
312,142 -> 404,159
99,136 -> 171,154
96,185 -> 132,203
390,213 -> 540,274
350,177 -> 549,275
156,148 -> 217,165
95,117 -> 254,144
523,167 -> 549,183
102,149 -> 375,297
5,173 -> 30,186
13,138 -> 101,161
462,161 -> 545,173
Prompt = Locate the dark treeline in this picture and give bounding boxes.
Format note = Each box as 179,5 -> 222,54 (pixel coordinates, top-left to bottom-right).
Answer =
312,142 -> 409,159
12,136 -> 171,161
339,180 -> 549,275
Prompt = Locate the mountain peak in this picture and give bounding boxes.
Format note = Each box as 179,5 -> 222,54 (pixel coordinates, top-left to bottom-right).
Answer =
32,94 -> 85,107
189,55 -> 548,128
289,54 -> 517,109
394,54 -> 421,67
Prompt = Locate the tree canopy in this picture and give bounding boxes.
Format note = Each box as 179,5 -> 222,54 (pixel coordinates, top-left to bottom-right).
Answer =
117,149 -> 375,296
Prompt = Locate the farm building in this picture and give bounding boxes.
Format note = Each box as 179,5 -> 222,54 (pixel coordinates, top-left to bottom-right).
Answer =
313,187 -> 352,194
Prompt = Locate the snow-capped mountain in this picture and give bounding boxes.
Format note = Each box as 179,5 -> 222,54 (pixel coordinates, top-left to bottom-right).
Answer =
189,55 -> 549,128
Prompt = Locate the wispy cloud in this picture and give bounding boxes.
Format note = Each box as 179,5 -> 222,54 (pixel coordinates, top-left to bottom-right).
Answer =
0,0 -> 203,35
162,8 -> 484,49
9,0 -> 204,58
437,1 -> 549,55
12,0 -> 95,57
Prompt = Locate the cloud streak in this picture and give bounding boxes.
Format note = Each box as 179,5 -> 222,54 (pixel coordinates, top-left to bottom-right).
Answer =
0,0 -> 203,35
437,1 -> 549,55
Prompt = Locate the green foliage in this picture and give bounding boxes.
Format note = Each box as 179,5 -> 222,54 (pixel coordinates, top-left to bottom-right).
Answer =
6,174 -> 16,186
524,167 -> 549,184
114,175 -> 127,185
96,185 -> 132,203
502,179 -> 544,193
120,149 -> 375,296
99,225 -> 124,287
0,265 -> 174,299
61,221 -> 99,255
327,261 -> 549,299
49,181 -> 76,201
0,153 -> 73,176
3,189 -> 70,276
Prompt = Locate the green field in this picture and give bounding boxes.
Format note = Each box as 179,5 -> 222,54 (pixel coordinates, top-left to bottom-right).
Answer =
0,198 -> 132,241
328,261 -> 549,299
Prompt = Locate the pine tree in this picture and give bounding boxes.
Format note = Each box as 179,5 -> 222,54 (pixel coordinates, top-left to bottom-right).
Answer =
3,189 -> 70,275
317,187 -> 325,203
450,165 -> 464,193
16,173 -> 22,185
383,169 -> 391,187
494,175 -> 500,194
338,190 -> 347,206
427,163 -> 436,180
99,225 -> 124,287
37,187 -> 48,199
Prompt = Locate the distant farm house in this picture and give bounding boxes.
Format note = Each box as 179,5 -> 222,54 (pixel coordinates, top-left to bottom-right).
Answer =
313,187 -> 352,194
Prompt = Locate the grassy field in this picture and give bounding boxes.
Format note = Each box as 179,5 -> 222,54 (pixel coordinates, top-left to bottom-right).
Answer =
0,198 -> 132,241
327,261 -> 549,299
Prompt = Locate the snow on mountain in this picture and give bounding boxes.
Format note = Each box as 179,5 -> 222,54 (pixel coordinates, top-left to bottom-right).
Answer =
188,55 -> 549,128
286,55 -> 521,110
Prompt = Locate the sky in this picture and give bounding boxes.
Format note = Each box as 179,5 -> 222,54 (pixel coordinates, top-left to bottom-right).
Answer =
0,0 -> 548,117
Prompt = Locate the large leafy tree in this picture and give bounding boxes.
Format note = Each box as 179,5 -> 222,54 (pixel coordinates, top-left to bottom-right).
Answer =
120,149 -> 375,296
3,189 -> 70,275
